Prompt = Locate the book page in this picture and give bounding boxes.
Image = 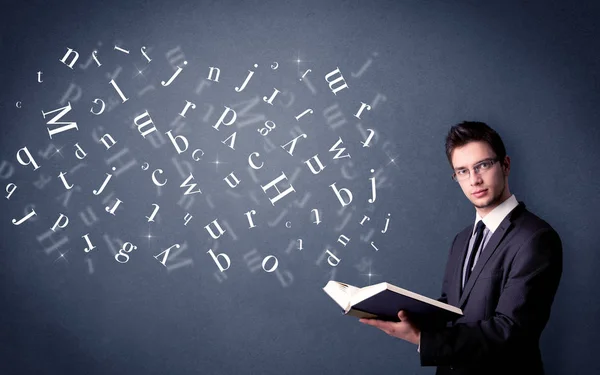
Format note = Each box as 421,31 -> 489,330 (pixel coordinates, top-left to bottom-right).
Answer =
323,281 -> 357,310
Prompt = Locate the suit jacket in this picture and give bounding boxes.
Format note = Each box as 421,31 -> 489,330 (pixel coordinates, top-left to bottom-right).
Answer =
419,201 -> 562,375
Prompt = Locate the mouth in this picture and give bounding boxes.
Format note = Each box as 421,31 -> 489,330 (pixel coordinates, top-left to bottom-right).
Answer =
473,189 -> 488,198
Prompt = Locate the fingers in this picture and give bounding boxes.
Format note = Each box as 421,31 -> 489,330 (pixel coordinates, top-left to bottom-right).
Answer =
360,319 -> 387,329
359,318 -> 379,326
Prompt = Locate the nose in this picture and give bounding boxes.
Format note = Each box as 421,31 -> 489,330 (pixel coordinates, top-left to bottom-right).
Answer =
469,170 -> 483,185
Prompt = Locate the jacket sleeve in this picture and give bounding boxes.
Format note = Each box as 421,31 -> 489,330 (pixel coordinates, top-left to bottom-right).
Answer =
420,228 -> 562,367
437,233 -> 460,305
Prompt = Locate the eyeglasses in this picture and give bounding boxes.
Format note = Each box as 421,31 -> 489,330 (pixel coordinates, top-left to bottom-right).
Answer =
452,158 -> 499,181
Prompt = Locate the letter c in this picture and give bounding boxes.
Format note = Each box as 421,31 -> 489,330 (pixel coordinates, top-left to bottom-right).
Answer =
192,148 -> 204,162
151,169 -> 167,186
248,152 -> 264,170
16,101 -> 22,108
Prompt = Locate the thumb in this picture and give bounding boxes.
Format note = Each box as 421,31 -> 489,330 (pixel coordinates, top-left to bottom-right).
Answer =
398,310 -> 408,321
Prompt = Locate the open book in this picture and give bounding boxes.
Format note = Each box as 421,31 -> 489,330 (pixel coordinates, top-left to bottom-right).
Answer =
323,280 -> 463,328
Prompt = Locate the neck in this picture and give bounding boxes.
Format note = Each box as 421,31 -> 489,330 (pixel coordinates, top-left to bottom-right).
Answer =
477,189 -> 511,218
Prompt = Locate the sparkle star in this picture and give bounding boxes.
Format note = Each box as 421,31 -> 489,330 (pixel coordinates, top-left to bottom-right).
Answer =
133,64 -> 148,79
360,265 -> 380,285
52,146 -> 64,158
141,226 -> 159,247
386,153 -> 400,168
54,250 -> 69,263
208,154 -> 228,172
144,233 -> 153,248
293,51 -> 311,77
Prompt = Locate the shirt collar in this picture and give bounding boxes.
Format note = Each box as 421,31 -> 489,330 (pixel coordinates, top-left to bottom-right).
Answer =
473,194 -> 519,235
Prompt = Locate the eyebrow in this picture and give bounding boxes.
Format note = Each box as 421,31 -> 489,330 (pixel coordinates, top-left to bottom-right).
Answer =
453,157 -> 495,171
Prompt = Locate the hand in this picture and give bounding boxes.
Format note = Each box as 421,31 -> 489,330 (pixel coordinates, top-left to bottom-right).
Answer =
359,310 -> 421,345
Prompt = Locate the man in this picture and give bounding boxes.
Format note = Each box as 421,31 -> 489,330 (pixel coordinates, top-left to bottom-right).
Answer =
359,121 -> 562,375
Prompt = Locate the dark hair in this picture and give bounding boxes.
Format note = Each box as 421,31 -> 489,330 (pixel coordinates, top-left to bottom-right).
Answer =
445,121 -> 507,169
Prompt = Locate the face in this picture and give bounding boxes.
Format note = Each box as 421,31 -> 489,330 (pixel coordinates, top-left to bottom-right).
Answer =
451,141 -> 511,217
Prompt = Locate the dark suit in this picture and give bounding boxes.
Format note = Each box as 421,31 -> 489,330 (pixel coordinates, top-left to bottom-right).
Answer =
419,201 -> 562,375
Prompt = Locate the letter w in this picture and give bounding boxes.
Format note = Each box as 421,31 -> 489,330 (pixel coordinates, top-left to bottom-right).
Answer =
329,137 -> 351,160
180,173 -> 202,195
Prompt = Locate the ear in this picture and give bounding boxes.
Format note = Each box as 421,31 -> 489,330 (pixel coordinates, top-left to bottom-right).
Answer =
503,156 -> 511,175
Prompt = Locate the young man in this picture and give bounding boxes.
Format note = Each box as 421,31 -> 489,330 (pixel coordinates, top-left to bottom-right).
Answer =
359,121 -> 562,375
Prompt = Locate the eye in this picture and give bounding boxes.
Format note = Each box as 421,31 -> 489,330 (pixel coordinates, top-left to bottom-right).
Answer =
456,169 -> 468,175
479,161 -> 492,169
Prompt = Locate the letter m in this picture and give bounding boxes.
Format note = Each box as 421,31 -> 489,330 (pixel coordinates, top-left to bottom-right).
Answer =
42,102 -> 78,139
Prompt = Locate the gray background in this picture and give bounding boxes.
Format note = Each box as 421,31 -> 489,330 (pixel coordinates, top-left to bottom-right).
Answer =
1,0 -> 599,374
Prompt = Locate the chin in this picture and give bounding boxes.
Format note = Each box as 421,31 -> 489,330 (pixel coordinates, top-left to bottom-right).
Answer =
474,195 -> 498,208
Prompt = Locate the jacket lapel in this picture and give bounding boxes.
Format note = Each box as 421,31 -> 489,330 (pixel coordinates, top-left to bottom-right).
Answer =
457,201 -> 527,308
453,228 -> 472,305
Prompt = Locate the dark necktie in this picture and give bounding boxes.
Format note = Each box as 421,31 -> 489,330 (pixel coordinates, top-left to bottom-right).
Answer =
464,220 -> 486,287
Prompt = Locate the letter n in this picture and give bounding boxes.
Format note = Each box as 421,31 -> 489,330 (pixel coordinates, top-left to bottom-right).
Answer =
59,47 -> 79,69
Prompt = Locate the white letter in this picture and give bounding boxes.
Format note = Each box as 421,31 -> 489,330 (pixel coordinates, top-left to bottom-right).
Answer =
330,182 -> 353,207
223,172 -> 241,188
354,102 -> 371,119
281,134 -> 307,156
304,155 -> 326,175
155,244 -> 181,266
205,219 -> 226,239
248,152 -> 264,169
16,147 -> 41,171
262,255 -> 278,272
179,100 -> 196,118
5,183 -> 17,200
74,143 -> 87,160
42,102 -> 78,139
57,172 -> 73,190
245,210 -> 257,228
90,98 -> 106,115
324,67 -> 349,95
59,47 -> 79,69
51,213 -> 69,232
134,110 -> 157,138
109,79 -> 129,103
213,106 -> 237,130
12,208 -> 37,225
325,250 -> 341,266
207,249 -> 231,272
261,172 -> 295,206
165,130 -> 189,154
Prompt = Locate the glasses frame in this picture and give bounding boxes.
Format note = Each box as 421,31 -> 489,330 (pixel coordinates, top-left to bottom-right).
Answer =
451,157 -> 500,182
